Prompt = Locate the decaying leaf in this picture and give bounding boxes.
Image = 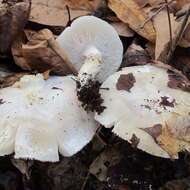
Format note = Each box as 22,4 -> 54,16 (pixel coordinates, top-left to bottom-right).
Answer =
0,0 -> 31,53
108,0 -> 156,41
0,73 -> 26,88
89,147 -> 122,182
0,63 -> 14,77
116,73 -> 136,92
145,42 -> 155,59
12,29 -> 77,75
11,159 -> 33,179
152,9 -> 190,62
121,43 -> 151,67
111,22 -> 134,37
180,22 -> 190,47
142,113 -> 190,159
29,0 -> 103,26
11,33 -> 30,70
160,176 -> 190,190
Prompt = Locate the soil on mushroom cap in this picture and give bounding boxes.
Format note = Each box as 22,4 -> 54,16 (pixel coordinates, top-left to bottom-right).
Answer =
76,79 -> 106,114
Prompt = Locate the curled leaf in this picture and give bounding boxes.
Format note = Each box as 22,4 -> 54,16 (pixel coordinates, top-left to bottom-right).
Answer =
12,29 -> 77,75
0,0 -> 31,53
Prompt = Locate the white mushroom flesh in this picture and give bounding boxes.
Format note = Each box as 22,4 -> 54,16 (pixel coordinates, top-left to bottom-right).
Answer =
78,46 -> 102,86
95,65 -> 190,158
0,74 -> 97,162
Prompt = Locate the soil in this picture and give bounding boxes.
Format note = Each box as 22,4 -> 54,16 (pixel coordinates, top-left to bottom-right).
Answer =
76,79 -> 106,115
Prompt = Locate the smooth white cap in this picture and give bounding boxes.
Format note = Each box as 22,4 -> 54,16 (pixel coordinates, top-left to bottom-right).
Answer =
56,16 -> 123,82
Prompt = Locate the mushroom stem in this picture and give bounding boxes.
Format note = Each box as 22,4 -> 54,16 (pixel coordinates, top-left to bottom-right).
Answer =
78,46 -> 102,86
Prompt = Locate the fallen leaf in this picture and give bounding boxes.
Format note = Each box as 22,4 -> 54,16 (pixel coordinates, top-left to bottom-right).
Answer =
173,47 -> 190,71
144,114 -> 190,159
0,171 -> 21,190
145,42 -> 155,59
153,9 -> 190,62
117,185 -> 133,190
89,146 -> 123,182
134,0 -> 164,7
0,73 -> 26,88
12,29 -> 77,75
108,0 -> 156,41
156,126 -> 180,158
111,22 -> 134,37
11,159 -> 33,179
121,42 -> 151,67
0,63 -> 14,77
29,0 -> 103,26
180,22 -> 190,47
116,73 -> 136,92
160,176 -> 190,190
0,0 -> 31,53
11,33 -> 30,70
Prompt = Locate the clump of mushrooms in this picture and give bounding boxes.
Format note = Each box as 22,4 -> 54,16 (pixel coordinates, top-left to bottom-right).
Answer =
95,63 -> 190,159
0,74 -> 97,162
56,16 -> 123,112
0,16 -> 123,162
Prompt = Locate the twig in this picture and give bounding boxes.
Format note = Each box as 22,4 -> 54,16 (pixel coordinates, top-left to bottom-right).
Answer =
165,0 -> 173,49
137,1 -> 173,30
49,38 -> 78,75
166,5 -> 190,65
80,172 -> 90,190
176,11 -> 187,19
66,5 -> 71,25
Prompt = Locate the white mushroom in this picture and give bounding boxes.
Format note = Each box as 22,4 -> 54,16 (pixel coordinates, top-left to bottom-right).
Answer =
0,74 -> 97,162
95,64 -> 190,159
56,16 -> 123,85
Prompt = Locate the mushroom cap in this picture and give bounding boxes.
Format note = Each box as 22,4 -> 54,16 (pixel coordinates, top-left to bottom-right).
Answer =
0,74 -> 97,162
95,64 -> 190,158
56,16 -> 123,82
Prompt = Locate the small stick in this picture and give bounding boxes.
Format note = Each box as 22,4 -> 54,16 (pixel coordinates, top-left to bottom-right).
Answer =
137,1 -> 173,30
66,5 -> 72,25
49,38 -> 78,75
166,5 -> 190,65
80,172 -> 90,190
165,0 -> 173,49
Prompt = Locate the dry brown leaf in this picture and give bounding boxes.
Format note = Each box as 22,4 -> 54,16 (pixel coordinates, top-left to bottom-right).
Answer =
12,34 -> 30,70
173,47 -> 190,68
160,176 -> 190,190
90,147 -> 122,182
146,42 -> 155,59
156,126 -> 180,158
12,29 -> 77,75
11,159 -> 33,180
134,0 -> 164,7
121,42 -> 151,67
152,113 -> 190,158
0,0 -> 31,53
29,0 -> 103,26
152,10 -> 190,62
108,0 -> 156,41
111,22 -> 134,37
180,23 -> 190,47
0,73 -> 26,88
117,185 -> 133,190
